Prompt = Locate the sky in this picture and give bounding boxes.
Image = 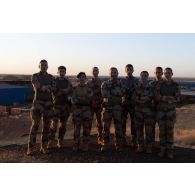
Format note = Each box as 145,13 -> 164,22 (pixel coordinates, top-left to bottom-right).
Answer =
0,33 -> 195,77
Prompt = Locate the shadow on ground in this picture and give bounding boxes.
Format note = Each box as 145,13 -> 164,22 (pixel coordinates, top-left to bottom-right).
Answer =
1,135 -> 195,163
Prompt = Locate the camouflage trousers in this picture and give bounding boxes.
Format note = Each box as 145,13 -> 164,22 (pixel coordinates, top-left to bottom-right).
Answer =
122,104 -> 136,143
91,106 -> 103,139
102,105 -> 124,145
151,109 -> 158,143
135,110 -> 154,147
72,105 -> 92,144
157,109 -> 176,151
28,100 -> 53,148
50,104 -> 70,141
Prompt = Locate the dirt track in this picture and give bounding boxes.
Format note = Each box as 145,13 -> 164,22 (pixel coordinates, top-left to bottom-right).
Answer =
1,135 -> 195,163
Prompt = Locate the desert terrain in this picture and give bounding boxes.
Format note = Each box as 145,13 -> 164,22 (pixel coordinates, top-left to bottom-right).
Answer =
0,104 -> 195,163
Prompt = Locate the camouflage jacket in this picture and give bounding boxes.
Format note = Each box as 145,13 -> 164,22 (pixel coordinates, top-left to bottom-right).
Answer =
87,77 -> 103,107
31,71 -> 55,102
101,79 -> 125,107
135,80 -> 154,112
53,77 -> 72,106
72,84 -> 93,106
155,79 -> 181,111
150,78 -> 164,109
120,76 -> 138,105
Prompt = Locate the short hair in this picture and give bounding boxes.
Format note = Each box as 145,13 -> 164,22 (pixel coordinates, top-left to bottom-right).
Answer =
58,66 -> 66,71
164,67 -> 173,73
155,66 -> 163,71
141,71 -> 149,76
110,67 -> 118,72
77,72 -> 86,78
39,59 -> 48,64
93,67 -> 99,71
126,64 -> 134,69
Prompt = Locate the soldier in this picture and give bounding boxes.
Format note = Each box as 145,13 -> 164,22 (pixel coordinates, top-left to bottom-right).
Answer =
150,67 -> 164,145
134,71 -> 154,154
48,66 -> 72,149
121,64 -> 138,147
27,59 -> 55,155
87,67 -> 103,145
101,67 -> 125,152
155,67 -> 180,159
72,72 -> 93,152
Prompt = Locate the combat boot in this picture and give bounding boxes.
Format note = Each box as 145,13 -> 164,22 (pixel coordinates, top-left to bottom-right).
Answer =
166,150 -> 174,159
101,143 -> 109,152
115,143 -> 123,152
82,143 -> 89,152
27,147 -> 33,156
136,145 -> 144,153
97,137 -> 103,145
57,139 -> 64,148
146,145 -> 152,154
47,140 -> 56,149
40,147 -> 49,154
72,141 -> 80,152
158,147 -> 166,158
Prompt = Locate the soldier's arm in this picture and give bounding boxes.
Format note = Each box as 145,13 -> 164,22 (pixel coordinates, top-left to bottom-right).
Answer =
48,75 -> 56,93
101,82 -> 110,98
31,74 -> 41,90
86,87 -> 93,103
168,83 -> 181,103
60,80 -> 73,95
134,88 -> 141,103
175,83 -> 181,102
154,83 -> 163,102
71,87 -> 77,104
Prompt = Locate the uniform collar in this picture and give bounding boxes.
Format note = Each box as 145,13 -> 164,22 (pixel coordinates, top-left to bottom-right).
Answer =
57,76 -> 66,80
126,75 -> 134,79
39,71 -> 48,76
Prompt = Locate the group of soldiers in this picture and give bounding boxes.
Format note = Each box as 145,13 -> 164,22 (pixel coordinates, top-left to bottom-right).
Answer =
27,59 -> 181,159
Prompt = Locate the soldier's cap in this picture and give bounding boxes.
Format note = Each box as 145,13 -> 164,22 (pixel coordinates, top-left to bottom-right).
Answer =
77,72 -> 86,78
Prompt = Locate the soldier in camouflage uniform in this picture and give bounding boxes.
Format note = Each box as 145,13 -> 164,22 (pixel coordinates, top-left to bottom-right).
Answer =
121,64 -> 138,147
101,67 -> 125,152
134,71 -> 154,154
27,60 -> 55,155
87,67 -> 103,145
150,67 -> 164,145
155,67 -> 180,159
72,72 -> 93,152
48,66 -> 72,149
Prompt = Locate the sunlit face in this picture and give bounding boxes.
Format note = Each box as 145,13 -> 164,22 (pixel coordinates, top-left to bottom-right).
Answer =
154,68 -> 163,79
39,61 -> 48,73
79,74 -> 87,85
58,69 -> 66,77
110,69 -> 118,80
164,69 -> 173,80
92,68 -> 99,77
140,72 -> 149,82
125,67 -> 134,77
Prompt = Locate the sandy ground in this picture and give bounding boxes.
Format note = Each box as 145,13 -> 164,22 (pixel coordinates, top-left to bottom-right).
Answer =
1,104 -> 195,147
0,104 -> 195,163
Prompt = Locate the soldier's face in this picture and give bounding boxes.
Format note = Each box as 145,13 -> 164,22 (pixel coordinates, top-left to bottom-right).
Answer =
39,62 -> 48,72
58,69 -> 66,77
92,69 -> 99,77
110,69 -> 118,80
155,69 -> 163,79
125,67 -> 134,76
140,73 -> 148,81
164,70 -> 173,80
79,75 -> 87,85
